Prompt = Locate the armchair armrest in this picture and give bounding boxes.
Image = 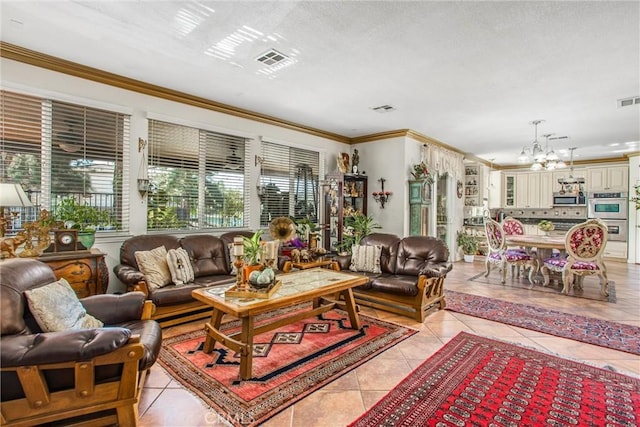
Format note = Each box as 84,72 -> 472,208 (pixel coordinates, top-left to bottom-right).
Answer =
0,328 -> 132,368
82,292 -> 148,324
334,254 -> 352,271
113,264 -> 147,292
419,261 -> 453,278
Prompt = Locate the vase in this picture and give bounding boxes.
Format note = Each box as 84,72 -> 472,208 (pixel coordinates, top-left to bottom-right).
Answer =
77,231 -> 95,249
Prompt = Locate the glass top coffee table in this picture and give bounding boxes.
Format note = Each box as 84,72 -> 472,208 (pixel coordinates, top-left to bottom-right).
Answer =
191,268 -> 368,380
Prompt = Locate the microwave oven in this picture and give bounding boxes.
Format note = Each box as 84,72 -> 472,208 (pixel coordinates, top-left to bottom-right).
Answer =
552,192 -> 586,206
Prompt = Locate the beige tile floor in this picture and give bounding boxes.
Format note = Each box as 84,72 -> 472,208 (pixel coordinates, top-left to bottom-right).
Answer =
139,259 -> 640,427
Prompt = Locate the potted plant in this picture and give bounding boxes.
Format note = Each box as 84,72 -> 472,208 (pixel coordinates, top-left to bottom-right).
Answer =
53,197 -> 112,249
456,230 -> 479,262
338,212 -> 381,255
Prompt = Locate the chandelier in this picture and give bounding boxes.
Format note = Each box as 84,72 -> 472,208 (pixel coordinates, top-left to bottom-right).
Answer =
517,120 -> 566,171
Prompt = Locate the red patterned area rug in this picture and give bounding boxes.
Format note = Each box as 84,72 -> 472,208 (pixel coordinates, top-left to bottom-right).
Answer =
445,290 -> 640,355
349,332 -> 640,427
159,304 -> 416,427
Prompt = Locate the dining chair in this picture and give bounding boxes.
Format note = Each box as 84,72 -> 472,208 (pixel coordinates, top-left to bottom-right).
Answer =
484,218 -> 538,284
540,218 -> 608,296
501,215 -> 529,277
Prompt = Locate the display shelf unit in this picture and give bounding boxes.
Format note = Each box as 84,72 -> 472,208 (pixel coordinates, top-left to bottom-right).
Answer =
464,165 -> 480,207
323,173 -> 367,252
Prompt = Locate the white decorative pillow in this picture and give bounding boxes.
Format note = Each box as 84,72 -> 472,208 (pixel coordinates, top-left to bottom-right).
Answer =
135,246 -> 172,290
349,245 -> 382,274
166,247 -> 195,286
24,278 -> 103,332
228,243 -> 237,274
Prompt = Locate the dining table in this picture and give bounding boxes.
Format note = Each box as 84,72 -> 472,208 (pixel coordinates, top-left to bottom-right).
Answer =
504,234 -> 567,284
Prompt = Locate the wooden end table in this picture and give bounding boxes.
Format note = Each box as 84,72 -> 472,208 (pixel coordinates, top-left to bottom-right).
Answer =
191,268 -> 367,380
281,259 -> 340,273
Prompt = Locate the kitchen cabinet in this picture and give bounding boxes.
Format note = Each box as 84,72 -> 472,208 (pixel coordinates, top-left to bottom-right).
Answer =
38,249 -> 108,298
488,170 -> 502,209
516,173 -> 543,208
504,175 -> 516,208
587,166 -> 628,192
323,173 -> 367,253
603,241 -> 627,259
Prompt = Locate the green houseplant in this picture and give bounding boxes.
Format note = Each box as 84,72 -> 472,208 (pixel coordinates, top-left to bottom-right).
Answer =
338,212 -> 381,255
456,230 -> 479,262
53,197 -> 112,249
242,229 -> 265,266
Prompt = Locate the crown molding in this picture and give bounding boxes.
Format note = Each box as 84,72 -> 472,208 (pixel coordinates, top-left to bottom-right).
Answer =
0,42 -> 349,143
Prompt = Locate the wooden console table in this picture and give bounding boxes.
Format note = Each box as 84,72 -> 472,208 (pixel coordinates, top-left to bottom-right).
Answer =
38,249 -> 109,297
281,259 -> 340,273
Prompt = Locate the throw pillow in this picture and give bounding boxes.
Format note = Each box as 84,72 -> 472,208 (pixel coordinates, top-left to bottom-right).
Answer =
24,278 -> 104,332
135,246 -> 172,290
228,243 -> 237,274
349,245 -> 382,274
166,247 -> 195,286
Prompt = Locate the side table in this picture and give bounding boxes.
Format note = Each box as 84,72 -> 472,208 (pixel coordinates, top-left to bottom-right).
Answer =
281,259 -> 340,273
38,249 -> 109,298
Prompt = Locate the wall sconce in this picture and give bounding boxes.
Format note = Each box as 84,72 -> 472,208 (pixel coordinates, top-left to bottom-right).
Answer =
372,177 -> 391,208
137,138 -> 149,197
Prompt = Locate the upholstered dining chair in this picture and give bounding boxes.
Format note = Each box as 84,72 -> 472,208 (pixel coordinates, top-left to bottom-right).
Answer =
540,218 -> 608,296
484,218 -> 538,284
501,215 -> 530,277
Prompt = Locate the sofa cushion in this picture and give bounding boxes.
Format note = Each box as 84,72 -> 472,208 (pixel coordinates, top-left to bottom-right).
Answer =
367,275 -> 419,297
166,248 -> 195,286
180,235 -> 229,277
395,236 -> 450,276
135,246 -> 172,290
24,278 -> 104,332
361,233 -> 401,274
350,245 -> 382,273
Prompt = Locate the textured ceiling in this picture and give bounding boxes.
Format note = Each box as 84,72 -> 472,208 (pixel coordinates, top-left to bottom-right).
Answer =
1,1 -> 639,166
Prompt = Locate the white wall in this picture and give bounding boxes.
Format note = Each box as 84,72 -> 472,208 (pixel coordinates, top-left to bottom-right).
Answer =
1,58 -> 350,291
351,137 -> 407,237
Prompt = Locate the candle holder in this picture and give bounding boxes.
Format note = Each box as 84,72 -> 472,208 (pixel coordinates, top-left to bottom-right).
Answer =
372,177 -> 392,208
234,255 -> 245,288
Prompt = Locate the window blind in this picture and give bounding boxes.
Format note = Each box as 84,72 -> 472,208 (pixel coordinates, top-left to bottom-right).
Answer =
0,90 -> 129,232
259,141 -> 319,226
148,119 -> 248,231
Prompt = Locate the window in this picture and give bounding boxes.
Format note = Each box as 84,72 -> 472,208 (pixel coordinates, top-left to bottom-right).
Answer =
0,90 -> 129,232
147,119 -> 248,231
259,141 -> 320,226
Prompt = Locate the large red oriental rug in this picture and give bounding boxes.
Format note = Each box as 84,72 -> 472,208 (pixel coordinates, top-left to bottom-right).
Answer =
159,304 -> 416,427
446,290 -> 640,355
349,332 -> 640,427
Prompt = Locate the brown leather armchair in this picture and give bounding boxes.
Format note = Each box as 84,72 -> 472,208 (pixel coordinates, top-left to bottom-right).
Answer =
1,258 -> 162,427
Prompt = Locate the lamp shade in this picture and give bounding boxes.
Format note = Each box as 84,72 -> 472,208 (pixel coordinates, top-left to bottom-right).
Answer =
0,183 -> 33,207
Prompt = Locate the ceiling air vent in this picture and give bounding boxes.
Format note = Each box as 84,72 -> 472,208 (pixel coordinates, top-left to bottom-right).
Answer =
617,96 -> 640,108
256,49 -> 290,66
372,105 -> 396,113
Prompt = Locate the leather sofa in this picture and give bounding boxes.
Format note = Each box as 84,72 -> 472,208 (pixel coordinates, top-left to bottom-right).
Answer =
1,258 -> 162,427
334,233 -> 453,322
114,231 -> 288,328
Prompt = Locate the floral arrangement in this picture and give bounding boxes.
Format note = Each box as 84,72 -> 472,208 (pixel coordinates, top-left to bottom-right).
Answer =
538,220 -> 555,232
411,161 -> 433,183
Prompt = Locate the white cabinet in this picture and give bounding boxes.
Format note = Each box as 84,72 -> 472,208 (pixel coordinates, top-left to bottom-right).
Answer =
538,173 -> 553,208
515,173 -> 543,208
587,166 -> 628,192
603,241 -> 627,259
488,170 -> 502,209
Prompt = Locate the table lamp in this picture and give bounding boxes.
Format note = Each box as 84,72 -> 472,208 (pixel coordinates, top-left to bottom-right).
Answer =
0,182 -> 34,237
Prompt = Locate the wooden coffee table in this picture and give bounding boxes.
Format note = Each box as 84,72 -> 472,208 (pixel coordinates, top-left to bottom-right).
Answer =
191,268 -> 368,380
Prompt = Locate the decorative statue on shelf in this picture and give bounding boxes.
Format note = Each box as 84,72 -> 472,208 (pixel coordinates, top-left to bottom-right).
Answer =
351,149 -> 360,174
337,152 -> 349,173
